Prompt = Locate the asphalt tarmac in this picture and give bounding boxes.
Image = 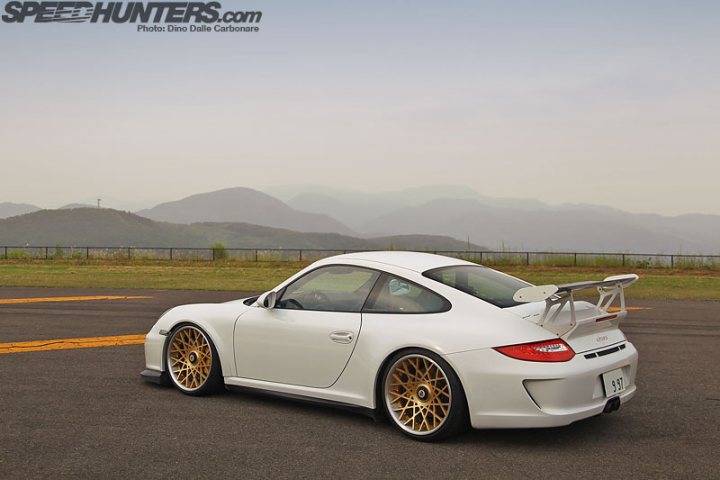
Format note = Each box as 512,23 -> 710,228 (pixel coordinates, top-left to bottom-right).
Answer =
1,287 -> 718,479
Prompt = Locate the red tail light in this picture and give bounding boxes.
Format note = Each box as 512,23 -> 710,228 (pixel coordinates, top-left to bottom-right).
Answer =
494,339 -> 575,362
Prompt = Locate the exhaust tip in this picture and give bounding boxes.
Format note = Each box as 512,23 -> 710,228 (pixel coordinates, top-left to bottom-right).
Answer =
603,397 -> 621,413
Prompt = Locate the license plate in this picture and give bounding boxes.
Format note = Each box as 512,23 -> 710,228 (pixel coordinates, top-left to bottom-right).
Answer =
602,368 -> 627,397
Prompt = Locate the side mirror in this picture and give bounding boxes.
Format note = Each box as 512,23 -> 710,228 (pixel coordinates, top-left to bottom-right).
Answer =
257,291 -> 277,309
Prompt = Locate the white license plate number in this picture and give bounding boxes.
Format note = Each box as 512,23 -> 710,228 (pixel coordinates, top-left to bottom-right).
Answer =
602,368 -> 627,397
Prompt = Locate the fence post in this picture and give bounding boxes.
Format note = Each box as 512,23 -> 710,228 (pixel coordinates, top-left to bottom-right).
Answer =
670,255 -> 674,269
170,248 -> 173,261
622,254 -> 626,267
254,249 -> 258,262
573,253 -> 577,266
212,248 -> 215,261
86,247 -> 89,260
479,251 -> 483,264
299,249 -> 303,262
45,247 -> 48,260
3,246 -> 6,259
128,247 -> 131,260
526,252 -> 530,265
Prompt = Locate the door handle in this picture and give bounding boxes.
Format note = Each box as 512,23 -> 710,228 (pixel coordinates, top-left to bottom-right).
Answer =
329,331 -> 354,344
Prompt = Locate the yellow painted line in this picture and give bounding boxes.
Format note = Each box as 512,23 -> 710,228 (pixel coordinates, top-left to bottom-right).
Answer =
608,307 -> 653,312
0,334 -> 146,355
0,295 -> 152,305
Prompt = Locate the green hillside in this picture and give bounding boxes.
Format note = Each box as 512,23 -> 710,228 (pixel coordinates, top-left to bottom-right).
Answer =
0,208 -> 482,251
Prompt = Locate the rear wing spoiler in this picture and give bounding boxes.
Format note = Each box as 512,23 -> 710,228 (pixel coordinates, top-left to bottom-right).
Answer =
512,274 -> 639,333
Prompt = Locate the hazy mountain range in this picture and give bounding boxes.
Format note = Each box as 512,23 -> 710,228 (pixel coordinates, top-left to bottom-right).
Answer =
274,185 -> 720,253
268,184 -> 548,227
136,188 -> 353,235
0,208 -> 483,251
1,186 -> 718,253
0,202 -> 40,219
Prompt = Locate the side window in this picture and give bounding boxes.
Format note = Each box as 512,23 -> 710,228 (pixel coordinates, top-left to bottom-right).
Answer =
276,266 -> 380,313
364,275 -> 450,314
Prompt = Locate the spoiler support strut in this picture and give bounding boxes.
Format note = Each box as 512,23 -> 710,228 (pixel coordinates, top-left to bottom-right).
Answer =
513,274 -> 639,336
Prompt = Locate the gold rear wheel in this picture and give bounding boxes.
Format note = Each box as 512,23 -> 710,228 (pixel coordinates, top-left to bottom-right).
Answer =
167,326 -> 214,392
384,354 -> 452,436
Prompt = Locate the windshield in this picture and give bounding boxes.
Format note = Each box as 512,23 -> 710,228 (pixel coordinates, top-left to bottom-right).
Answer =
423,265 -> 531,308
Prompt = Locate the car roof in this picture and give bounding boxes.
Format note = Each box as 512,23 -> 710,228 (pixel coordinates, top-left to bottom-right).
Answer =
316,251 -> 476,273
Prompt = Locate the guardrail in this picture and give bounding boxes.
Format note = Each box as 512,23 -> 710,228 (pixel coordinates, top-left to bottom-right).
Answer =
0,246 -> 718,268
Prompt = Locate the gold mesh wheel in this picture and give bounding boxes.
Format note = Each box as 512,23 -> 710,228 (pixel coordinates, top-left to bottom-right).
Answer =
167,326 -> 213,392
384,354 -> 452,435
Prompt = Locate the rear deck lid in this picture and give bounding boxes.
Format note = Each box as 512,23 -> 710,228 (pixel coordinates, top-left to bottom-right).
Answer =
506,301 -> 626,353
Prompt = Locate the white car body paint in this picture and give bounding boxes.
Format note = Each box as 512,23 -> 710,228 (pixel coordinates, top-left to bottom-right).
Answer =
144,251 -> 639,427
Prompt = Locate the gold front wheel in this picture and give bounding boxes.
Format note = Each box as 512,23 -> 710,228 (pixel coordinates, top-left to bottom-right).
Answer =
166,325 -> 221,395
384,353 -> 453,437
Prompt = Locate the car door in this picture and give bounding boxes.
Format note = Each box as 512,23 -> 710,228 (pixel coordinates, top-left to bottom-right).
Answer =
234,265 -> 380,388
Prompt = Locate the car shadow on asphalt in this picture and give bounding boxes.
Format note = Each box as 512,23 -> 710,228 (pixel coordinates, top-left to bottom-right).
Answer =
214,383 -> 628,445
141,379 -> 633,446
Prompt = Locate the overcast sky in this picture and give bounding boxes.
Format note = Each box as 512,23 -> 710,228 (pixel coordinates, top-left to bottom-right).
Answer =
1,0 -> 718,215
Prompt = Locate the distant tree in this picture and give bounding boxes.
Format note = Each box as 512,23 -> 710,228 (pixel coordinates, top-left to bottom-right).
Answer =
211,242 -> 227,260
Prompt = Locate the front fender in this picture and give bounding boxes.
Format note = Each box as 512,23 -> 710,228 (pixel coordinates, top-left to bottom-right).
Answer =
144,303 -> 251,378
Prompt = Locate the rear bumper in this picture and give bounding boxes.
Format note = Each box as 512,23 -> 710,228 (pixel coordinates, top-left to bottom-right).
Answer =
447,341 -> 639,429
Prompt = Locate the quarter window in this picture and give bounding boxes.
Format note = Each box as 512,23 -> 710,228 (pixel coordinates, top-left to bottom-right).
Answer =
364,275 -> 450,314
276,266 -> 380,312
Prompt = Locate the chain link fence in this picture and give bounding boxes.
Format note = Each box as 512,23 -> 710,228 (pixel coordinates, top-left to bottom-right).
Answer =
0,246 -> 718,269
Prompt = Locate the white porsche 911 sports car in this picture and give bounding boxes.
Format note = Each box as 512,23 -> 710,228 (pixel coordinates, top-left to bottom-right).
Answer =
142,251 -> 639,441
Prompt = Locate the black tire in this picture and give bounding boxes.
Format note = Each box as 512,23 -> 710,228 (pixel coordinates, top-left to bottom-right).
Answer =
165,324 -> 224,396
381,349 -> 469,441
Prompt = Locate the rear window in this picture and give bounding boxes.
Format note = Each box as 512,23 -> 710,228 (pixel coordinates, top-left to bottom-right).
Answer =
423,265 -> 530,308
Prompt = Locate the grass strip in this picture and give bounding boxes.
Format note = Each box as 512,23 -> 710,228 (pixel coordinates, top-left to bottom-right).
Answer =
0,260 -> 718,301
